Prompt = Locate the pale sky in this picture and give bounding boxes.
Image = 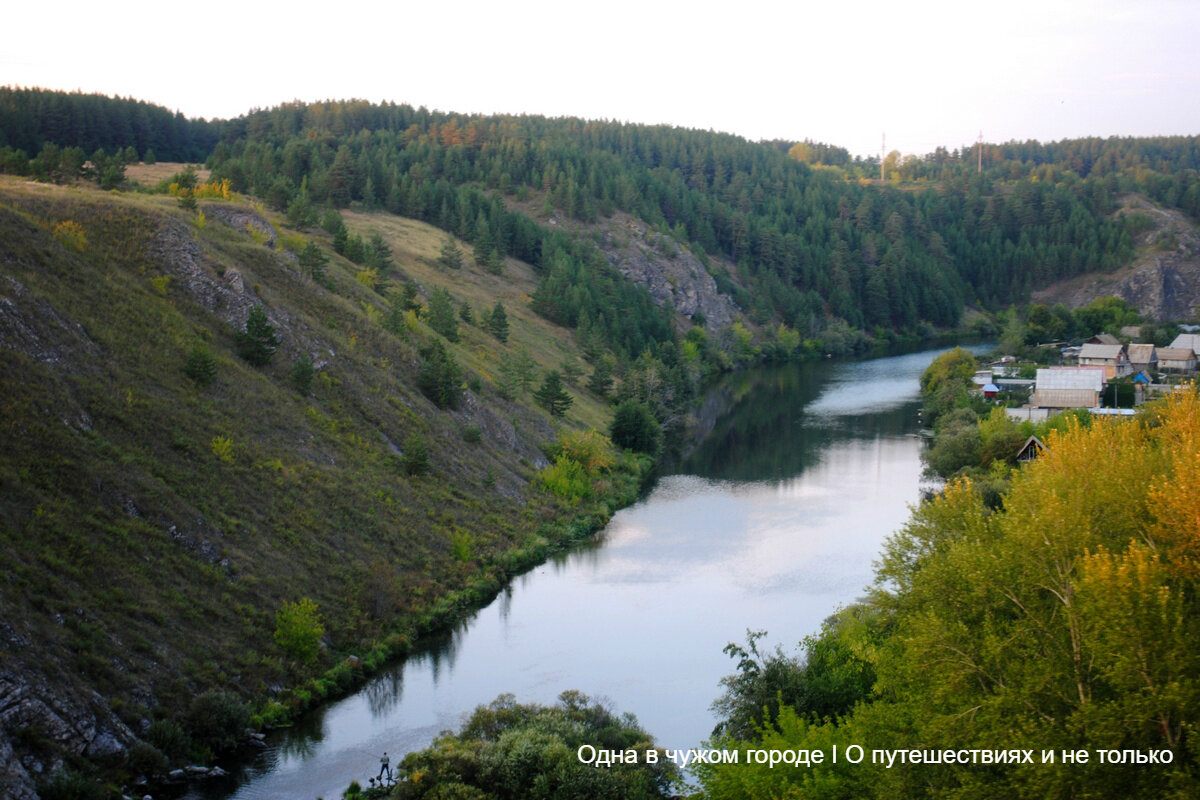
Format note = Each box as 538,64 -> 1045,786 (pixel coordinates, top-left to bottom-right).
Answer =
5,0 -> 1199,157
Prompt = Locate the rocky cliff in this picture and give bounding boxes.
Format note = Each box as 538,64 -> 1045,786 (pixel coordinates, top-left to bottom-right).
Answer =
1032,195 -> 1200,320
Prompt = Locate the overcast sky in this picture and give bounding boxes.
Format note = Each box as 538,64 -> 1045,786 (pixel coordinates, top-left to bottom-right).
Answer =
5,0 -> 1198,157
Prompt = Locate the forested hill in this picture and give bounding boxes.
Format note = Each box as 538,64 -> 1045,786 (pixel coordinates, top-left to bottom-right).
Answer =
204,101 -> 1200,335
4,89 -> 1200,344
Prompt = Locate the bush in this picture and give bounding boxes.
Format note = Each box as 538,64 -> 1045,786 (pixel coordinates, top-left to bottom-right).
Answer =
292,353 -> 314,396
609,401 -> 662,456
185,690 -> 249,753
127,740 -> 167,776
536,456 -> 591,502
51,220 -> 87,252
146,718 -> 189,759
38,769 -> 104,800
274,597 -> 325,664
401,434 -> 431,476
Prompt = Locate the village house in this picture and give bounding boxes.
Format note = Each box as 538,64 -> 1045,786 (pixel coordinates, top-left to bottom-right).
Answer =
1030,367 -> 1106,409
1016,435 -> 1047,463
1169,333 -> 1200,358
1077,343 -> 1131,379
1157,347 -> 1198,375
1126,343 -> 1158,377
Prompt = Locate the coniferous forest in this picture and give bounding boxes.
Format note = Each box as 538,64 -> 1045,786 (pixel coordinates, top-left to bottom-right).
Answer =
6,88 -> 1200,353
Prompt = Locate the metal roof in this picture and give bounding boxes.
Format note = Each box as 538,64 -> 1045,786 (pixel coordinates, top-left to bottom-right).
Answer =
1036,367 -> 1105,391
1169,334 -> 1200,354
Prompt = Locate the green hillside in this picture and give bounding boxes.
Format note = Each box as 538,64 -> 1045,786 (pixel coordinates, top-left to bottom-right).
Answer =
0,175 -> 648,797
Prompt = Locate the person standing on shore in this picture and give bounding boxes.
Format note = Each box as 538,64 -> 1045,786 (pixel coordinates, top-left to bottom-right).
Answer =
379,751 -> 391,781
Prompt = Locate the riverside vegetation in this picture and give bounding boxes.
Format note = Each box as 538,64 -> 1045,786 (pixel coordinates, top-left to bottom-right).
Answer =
5,87 -> 1200,798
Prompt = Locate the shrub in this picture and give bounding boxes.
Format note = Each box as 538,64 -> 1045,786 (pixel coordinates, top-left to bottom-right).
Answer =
146,718 -> 189,759
537,456 -> 591,502
127,740 -> 167,776
51,220 -> 87,252
610,401 -> 662,456
274,597 -> 325,664
185,690 -> 249,753
401,434 -> 431,476
451,532 -> 475,563
558,430 -> 616,473
210,435 -> 235,463
292,353 -> 314,397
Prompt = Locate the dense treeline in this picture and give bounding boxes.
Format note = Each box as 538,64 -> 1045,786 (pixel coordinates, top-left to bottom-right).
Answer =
204,101 -> 1162,340
697,390 -> 1200,799
0,86 -> 220,163
4,92 -> 1199,343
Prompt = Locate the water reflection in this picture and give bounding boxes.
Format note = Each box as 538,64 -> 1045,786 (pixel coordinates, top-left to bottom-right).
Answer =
192,345 -> 983,800
364,669 -> 404,717
676,349 -> 947,481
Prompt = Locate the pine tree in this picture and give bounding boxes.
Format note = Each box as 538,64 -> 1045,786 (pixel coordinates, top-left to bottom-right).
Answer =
534,370 -> 573,417
366,231 -> 392,271
235,306 -> 280,366
286,178 -> 317,228
587,358 -> 613,397
417,340 -> 462,409
182,344 -> 217,387
291,353 -> 314,396
438,236 -> 464,270
297,240 -> 329,282
427,288 -> 459,342
487,300 -> 509,343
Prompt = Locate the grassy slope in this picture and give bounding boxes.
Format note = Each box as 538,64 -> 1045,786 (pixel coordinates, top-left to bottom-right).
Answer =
0,175 -> 626,740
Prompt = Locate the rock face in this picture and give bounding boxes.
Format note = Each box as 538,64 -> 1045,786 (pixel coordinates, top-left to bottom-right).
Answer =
0,670 -> 136,799
0,274 -> 100,370
202,204 -> 278,249
540,209 -> 742,333
596,215 -> 739,332
1032,195 -> 1200,320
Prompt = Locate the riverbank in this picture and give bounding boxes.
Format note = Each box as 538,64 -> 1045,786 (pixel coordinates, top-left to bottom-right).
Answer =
252,448 -> 654,733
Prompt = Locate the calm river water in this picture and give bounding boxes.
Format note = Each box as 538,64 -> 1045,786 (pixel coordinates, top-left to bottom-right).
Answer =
189,345 -> 971,800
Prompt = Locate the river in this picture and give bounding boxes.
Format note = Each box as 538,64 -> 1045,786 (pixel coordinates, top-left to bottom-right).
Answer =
188,345 -> 971,800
